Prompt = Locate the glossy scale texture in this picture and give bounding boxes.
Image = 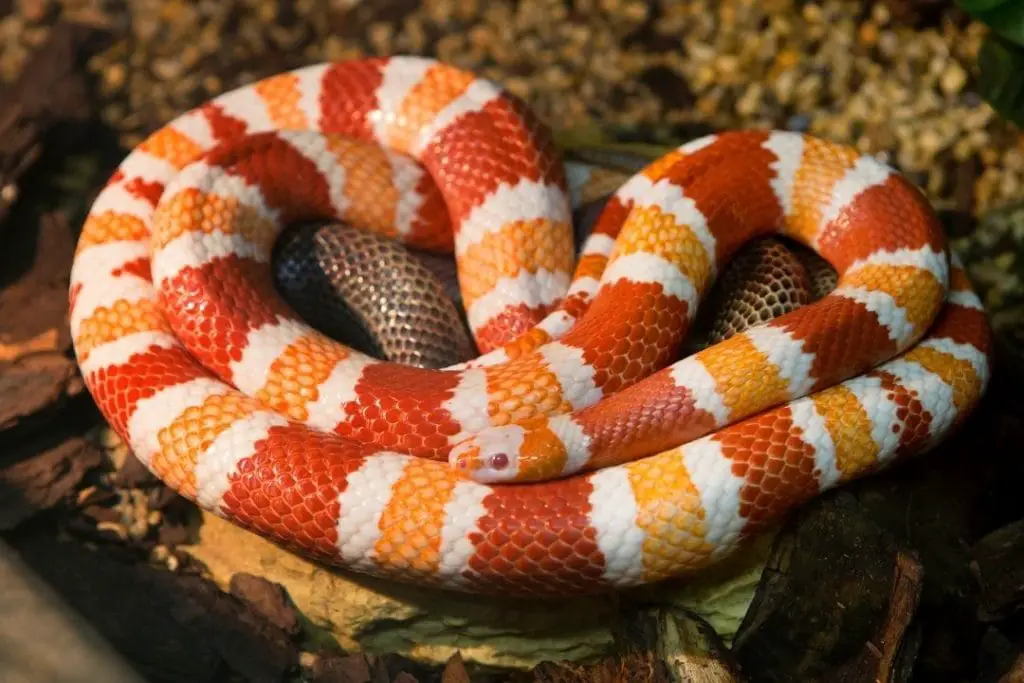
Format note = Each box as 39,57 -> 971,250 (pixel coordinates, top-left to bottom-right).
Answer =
69,56 -> 992,596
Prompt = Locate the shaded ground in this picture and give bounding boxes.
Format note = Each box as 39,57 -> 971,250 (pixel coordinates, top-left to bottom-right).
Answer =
1,2 -> 1023,682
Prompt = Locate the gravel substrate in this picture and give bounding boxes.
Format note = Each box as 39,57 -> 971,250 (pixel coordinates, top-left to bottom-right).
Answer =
0,0 -> 1012,208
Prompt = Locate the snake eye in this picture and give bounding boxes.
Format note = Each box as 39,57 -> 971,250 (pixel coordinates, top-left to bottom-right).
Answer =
489,453 -> 510,470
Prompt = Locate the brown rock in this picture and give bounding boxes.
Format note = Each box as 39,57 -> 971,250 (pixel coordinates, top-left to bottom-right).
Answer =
183,511 -> 773,670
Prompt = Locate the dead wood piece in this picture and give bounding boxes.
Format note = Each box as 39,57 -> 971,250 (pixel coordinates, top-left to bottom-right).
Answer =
828,553 -> 924,682
172,574 -> 298,683
649,608 -> 745,683
304,653 -> 373,683
730,492 -> 913,682
971,519 -> 1024,621
441,653 -> 471,683
0,352 -> 79,434
839,361 -> 1024,681
0,436 -> 102,530
0,211 -> 83,438
0,21 -> 108,228
0,106 -> 41,227
0,211 -> 76,351
10,534 -> 298,683
229,572 -> 301,638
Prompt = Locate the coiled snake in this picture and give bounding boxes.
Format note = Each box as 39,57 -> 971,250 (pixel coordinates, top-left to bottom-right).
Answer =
70,56 -> 993,596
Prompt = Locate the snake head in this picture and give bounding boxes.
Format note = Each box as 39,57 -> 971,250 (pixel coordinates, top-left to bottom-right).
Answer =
449,425 -> 525,484
449,417 -> 572,484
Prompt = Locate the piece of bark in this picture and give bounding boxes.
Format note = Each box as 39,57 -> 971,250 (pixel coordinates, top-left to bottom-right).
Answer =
731,493 -> 909,682
827,553 -> 923,682
0,106 -> 40,228
171,574 -> 298,683
0,436 -> 102,530
306,653 -> 373,683
229,573 -> 301,639
11,533 -> 298,683
0,210 -> 87,443
0,538 -> 147,683
971,519 -> 1024,622
0,351 -> 80,434
649,608 -> 745,682
0,210 -> 75,347
440,653 -> 471,683
0,21 -> 110,228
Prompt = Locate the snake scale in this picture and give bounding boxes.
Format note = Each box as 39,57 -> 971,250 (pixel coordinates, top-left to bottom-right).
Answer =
70,56 -> 993,596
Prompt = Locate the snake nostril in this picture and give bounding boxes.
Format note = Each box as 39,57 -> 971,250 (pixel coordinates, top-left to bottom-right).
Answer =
490,453 -> 509,470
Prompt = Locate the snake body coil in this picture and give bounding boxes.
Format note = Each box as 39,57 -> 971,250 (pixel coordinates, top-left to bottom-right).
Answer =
70,57 -> 992,596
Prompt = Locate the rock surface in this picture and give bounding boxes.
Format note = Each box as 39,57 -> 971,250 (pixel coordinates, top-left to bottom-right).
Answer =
183,511 -> 774,671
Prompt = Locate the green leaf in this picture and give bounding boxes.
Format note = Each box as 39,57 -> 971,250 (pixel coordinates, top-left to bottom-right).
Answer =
959,0 -> 1024,46
977,34 -> 1024,127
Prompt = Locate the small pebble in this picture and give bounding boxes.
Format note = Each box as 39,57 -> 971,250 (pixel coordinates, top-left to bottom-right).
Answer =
940,61 -> 967,96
